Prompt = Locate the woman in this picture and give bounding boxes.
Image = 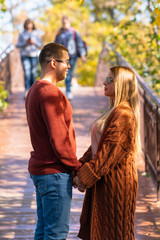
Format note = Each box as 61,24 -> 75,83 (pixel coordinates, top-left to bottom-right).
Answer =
17,18 -> 42,97
73,66 -> 141,240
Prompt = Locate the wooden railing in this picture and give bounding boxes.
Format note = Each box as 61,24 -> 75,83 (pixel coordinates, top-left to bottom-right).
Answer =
0,44 -> 14,93
95,41 -> 160,201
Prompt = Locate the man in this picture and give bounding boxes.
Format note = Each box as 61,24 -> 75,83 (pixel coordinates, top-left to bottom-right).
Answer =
25,43 -> 82,240
55,16 -> 86,100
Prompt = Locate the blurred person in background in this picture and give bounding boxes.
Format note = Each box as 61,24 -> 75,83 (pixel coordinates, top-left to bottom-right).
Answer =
17,18 -> 42,98
55,16 -> 86,100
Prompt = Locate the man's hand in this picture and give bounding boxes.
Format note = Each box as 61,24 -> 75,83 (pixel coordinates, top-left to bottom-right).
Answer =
81,55 -> 87,63
73,176 -> 86,192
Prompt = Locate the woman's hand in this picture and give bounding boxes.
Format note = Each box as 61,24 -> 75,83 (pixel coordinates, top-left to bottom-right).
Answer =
73,176 -> 86,192
26,38 -> 34,45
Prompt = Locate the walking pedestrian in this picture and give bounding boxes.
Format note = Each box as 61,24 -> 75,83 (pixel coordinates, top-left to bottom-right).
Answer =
17,18 -> 42,98
54,16 -> 87,100
73,66 -> 141,240
25,43 -> 82,240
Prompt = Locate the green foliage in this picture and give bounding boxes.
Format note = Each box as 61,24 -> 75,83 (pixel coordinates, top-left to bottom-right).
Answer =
39,0 -> 160,95
1,0 -> 160,95
0,0 -> 6,12
87,0 -> 160,95
109,17 -> 160,95
41,0 -> 105,86
0,84 -> 8,113
153,1 -> 160,26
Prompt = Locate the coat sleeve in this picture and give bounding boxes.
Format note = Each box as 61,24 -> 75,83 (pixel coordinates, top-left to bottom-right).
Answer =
54,34 -> 58,43
77,110 -> 135,188
75,31 -> 86,57
16,33 -> 27,48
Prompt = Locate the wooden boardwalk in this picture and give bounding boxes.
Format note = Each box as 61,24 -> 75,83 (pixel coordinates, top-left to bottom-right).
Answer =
0,81 -> 160,239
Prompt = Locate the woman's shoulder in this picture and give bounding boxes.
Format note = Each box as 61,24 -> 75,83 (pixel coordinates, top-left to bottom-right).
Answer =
107,102 -> 135,126
114,102 -> 133,117
31,29 -> 41,36
18,30 -> 26,36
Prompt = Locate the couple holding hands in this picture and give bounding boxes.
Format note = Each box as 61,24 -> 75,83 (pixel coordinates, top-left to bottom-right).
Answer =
25,43 -> 140,240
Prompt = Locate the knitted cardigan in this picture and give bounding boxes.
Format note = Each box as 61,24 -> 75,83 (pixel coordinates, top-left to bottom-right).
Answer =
77,102 -> 138,240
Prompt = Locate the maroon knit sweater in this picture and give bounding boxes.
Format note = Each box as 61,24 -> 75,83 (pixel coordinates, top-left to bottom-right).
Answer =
25,80 -> 81,175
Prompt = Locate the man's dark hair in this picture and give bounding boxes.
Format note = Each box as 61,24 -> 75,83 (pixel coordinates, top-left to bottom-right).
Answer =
39,43 -> 68,67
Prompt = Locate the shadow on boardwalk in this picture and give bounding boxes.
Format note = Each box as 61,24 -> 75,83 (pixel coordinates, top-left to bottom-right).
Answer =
0,84 -> 160,240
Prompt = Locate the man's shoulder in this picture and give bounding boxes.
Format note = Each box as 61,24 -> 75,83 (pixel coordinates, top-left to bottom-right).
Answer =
38,81 -> 61,95
29,80 -> 58,96
37,81 -> 68,104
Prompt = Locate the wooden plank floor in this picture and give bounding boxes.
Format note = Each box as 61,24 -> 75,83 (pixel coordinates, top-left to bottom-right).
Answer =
0,85 -> 160,239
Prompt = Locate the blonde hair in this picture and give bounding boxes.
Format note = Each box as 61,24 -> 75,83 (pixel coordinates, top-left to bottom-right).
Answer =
93,66 -> 141,153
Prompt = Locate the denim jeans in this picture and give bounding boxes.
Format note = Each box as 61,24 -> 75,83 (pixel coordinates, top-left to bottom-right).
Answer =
30,173 -> 72,240
65,56 -> 77,93
21,56 -> 38,91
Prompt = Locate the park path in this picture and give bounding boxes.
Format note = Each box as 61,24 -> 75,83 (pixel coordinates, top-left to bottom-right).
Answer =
0,53 -> 160,239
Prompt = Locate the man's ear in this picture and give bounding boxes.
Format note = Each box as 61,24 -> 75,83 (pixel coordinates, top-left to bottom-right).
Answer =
50,59 -> 56,69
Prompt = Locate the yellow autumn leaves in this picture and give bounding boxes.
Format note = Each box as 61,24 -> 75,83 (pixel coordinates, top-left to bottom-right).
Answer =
61,0 -> 159,22
154,0 -> 160,26
60,0 -> 85,4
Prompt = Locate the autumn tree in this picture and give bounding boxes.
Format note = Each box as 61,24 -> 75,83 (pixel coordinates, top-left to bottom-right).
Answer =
1,0 -> 160,94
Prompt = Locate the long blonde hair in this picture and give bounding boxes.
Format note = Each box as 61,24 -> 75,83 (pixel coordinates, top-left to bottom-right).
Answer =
93,66 -> 141,153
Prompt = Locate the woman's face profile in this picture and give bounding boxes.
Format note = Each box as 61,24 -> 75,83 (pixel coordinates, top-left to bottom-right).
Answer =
103,70 -> 115,98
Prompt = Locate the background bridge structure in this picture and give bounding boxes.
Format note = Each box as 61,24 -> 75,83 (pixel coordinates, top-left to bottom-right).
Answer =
0,44 -> 160,239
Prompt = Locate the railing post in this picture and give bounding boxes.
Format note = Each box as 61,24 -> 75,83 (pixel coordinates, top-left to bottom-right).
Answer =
0,44 -> 14,93
156,106 -> 160,201
143,91 -> 148,173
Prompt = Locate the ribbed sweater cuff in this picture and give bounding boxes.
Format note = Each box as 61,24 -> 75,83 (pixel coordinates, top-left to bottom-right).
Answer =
77,163 -> 100,188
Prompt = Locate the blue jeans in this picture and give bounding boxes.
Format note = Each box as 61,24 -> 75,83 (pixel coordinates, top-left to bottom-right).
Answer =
21,56 -> 38,91
30,173 -> 72,240
65,56 -> 77,93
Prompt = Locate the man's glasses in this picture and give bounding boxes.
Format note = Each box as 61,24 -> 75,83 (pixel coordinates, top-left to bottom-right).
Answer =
47,59 -> 70,66
105,77 -> 113,84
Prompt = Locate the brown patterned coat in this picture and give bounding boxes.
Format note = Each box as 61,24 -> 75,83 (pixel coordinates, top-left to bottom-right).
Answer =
77,102 -> 138,240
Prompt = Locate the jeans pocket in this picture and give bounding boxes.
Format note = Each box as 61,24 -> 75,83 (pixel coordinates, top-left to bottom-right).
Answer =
38,178 -> 47,195
30,174 -> 47,195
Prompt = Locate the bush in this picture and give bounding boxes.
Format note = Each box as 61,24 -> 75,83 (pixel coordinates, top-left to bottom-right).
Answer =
0,84 -> 8,113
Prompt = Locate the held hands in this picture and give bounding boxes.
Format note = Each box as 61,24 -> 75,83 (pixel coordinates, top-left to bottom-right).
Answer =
73,176 -> 86,193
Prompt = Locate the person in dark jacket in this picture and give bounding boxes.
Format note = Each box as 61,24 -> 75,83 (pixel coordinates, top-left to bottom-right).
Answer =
55,16 -> 86,100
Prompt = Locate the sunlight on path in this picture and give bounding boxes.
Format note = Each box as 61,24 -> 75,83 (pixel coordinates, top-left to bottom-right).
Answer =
0,84 -> 160,239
